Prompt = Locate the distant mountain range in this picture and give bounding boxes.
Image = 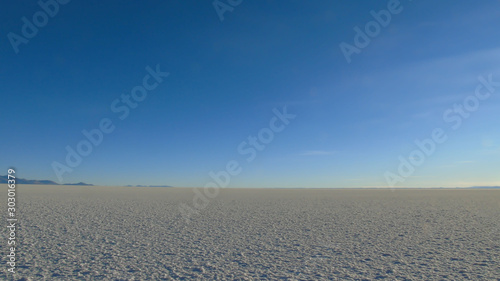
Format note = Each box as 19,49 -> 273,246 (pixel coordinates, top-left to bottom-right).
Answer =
0,175 -> 93,186
0,175 -> 174,187
0,175 -> 497,189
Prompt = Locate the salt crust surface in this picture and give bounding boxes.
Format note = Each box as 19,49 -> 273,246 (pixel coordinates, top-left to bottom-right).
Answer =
1,186 -> 499,280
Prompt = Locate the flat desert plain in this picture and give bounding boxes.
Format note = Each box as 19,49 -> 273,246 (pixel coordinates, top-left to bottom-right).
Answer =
1,185 -> 499,280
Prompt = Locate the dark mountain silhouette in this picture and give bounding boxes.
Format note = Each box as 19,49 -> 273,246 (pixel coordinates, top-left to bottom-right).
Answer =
65,182 -> 94,186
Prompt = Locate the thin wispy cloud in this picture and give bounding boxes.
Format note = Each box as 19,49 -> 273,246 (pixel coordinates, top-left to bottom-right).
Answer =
300,150 -> 337,156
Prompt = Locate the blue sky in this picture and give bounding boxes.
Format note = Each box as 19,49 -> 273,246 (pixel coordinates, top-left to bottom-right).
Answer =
1,0 -> 499,187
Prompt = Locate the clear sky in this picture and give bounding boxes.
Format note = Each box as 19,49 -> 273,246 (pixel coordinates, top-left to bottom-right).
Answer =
1,0 -> 499,188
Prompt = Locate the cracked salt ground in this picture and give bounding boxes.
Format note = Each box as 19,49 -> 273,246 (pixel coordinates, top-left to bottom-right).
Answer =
0,186 -> 498,280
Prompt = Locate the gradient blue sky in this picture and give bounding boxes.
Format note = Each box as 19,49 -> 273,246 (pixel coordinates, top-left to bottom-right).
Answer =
1,0 -> 499,187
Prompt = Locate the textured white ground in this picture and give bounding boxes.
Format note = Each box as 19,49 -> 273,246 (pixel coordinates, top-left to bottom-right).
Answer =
1,185 -> 499,280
